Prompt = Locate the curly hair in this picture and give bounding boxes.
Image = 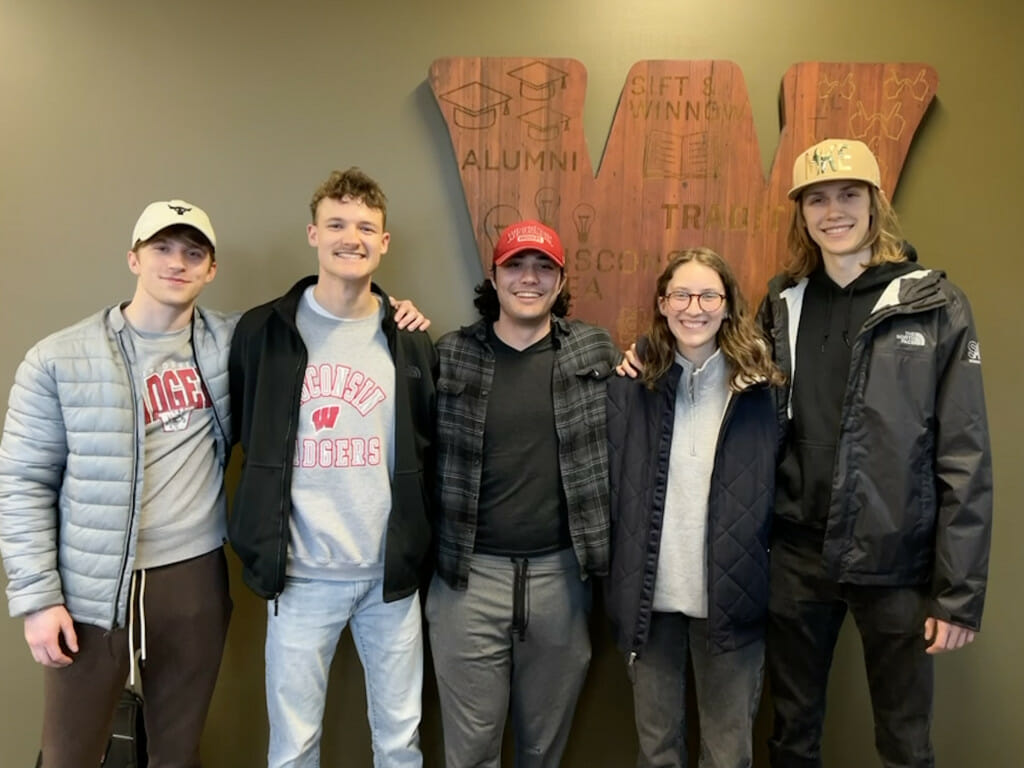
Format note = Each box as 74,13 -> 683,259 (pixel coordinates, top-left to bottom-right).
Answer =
309,167 -> 388,227
642,248 -> 784,391
786,184 -> 905,281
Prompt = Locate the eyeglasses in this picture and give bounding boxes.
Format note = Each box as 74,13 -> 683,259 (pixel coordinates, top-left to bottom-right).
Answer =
662,290 -> 726,312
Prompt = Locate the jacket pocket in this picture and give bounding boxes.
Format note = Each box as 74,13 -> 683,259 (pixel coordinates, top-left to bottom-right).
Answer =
228,463 -> 288,598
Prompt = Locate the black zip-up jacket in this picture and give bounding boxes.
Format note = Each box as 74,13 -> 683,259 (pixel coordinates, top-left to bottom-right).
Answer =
228,277 -> 437,602
605,365 -> 778,657
777,261 -> 917,529
758,266 -> 992,630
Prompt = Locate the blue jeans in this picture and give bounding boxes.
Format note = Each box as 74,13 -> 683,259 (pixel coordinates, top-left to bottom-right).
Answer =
629,612 -> 764,768
265,576 -> 423,768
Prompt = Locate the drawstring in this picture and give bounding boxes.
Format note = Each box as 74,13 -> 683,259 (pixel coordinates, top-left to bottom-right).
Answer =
127,569 -> 148,687
841,283 -> 854,347
821,283 -> 854,350
511,558 -> 530,641
140,570 -> 148,664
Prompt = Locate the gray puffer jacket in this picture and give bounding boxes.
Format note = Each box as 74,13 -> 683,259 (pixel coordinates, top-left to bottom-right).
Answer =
0,304 -> 235,630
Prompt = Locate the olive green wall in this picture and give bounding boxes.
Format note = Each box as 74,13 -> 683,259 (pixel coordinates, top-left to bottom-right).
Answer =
1,0 -> 1020,765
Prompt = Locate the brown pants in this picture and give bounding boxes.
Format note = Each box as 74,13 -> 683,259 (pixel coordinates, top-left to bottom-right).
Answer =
39,547 -> 233,768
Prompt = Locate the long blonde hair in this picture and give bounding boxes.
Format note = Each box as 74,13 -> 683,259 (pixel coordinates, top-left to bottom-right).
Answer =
642,248 -> 784,391
786,184 -> 905,281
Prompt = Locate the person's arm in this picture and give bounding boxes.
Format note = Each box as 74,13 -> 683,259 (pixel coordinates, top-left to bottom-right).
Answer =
0,345 -> 76,663
925,286 -> 992,650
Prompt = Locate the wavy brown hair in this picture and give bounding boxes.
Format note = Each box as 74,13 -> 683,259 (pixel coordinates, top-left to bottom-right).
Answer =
786,184 -> 905,280
642,248 -> 784,391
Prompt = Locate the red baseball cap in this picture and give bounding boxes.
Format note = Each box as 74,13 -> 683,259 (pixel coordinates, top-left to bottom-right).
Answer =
492,220 -> 565,268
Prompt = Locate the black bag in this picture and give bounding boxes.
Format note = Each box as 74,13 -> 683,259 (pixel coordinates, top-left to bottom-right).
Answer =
34,688 -> 147,767
104,688 -> 147,767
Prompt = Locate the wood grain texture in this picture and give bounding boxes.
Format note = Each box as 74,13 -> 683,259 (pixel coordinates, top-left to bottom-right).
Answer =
430,58 -> 937,344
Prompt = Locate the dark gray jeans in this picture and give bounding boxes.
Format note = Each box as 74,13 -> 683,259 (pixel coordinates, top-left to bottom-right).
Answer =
425,549 -> 591,768
766,532 -> 934,768
629,611 -> 764,768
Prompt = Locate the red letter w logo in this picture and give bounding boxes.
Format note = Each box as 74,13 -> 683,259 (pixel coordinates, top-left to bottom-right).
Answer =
311,406 -> 340,432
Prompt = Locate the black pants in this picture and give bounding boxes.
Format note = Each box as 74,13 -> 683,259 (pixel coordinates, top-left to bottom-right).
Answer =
766,533 -> 934,768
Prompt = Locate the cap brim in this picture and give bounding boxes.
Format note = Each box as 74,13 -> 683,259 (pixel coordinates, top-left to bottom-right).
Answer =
788,175 -> 880,200
493,245 -> 564,267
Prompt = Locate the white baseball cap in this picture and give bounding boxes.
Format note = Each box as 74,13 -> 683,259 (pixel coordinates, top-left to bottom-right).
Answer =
131,199 -> 217,248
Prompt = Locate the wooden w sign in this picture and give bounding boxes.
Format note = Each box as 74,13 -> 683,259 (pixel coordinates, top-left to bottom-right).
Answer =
429,58 -> 937,345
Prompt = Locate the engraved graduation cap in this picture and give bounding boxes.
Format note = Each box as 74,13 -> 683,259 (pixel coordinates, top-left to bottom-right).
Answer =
518,105 -> 570,142
506,61 -> 569,100
439,82 -> 513,130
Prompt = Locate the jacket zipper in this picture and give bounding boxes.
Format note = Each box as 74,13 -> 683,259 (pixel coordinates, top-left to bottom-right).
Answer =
688,370 -> 697,457
190,315 -> 228,456
822,280 -> 948,570
629,366 -> 679,659
111,327 -> 141,629
271,314 -> 308,609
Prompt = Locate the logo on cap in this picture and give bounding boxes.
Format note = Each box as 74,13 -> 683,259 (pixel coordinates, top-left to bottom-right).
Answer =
809,144 -> 854,178
168,204 -> 193,215
515,230 -> 551,247
492,219 -> 565,267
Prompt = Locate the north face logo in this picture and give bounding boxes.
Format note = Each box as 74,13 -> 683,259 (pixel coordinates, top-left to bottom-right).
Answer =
896,330 -> 926,348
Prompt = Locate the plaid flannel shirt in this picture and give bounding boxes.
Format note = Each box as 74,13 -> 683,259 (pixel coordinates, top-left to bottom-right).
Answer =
434,317 -> 620,589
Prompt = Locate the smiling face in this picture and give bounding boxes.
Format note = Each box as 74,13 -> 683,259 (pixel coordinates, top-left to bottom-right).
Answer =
658,260 -> 727,366
800,180 -> 873,263
127,233 -> 216,315
491,250 -> 566,329
307,195 -> 389,287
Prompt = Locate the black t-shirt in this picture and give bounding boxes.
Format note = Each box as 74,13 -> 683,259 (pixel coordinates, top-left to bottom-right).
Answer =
474,327 -> 571,556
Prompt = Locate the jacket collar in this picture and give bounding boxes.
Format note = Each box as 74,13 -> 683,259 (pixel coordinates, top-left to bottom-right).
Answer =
272,276 -> 394,329
107,302 -> 205,335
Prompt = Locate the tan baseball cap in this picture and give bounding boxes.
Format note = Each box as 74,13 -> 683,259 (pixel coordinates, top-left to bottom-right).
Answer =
131,199 -> 217,248
788,139 -> 881,199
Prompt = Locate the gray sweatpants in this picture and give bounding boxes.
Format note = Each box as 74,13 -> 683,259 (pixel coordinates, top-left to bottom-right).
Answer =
425,549 -> 591,768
